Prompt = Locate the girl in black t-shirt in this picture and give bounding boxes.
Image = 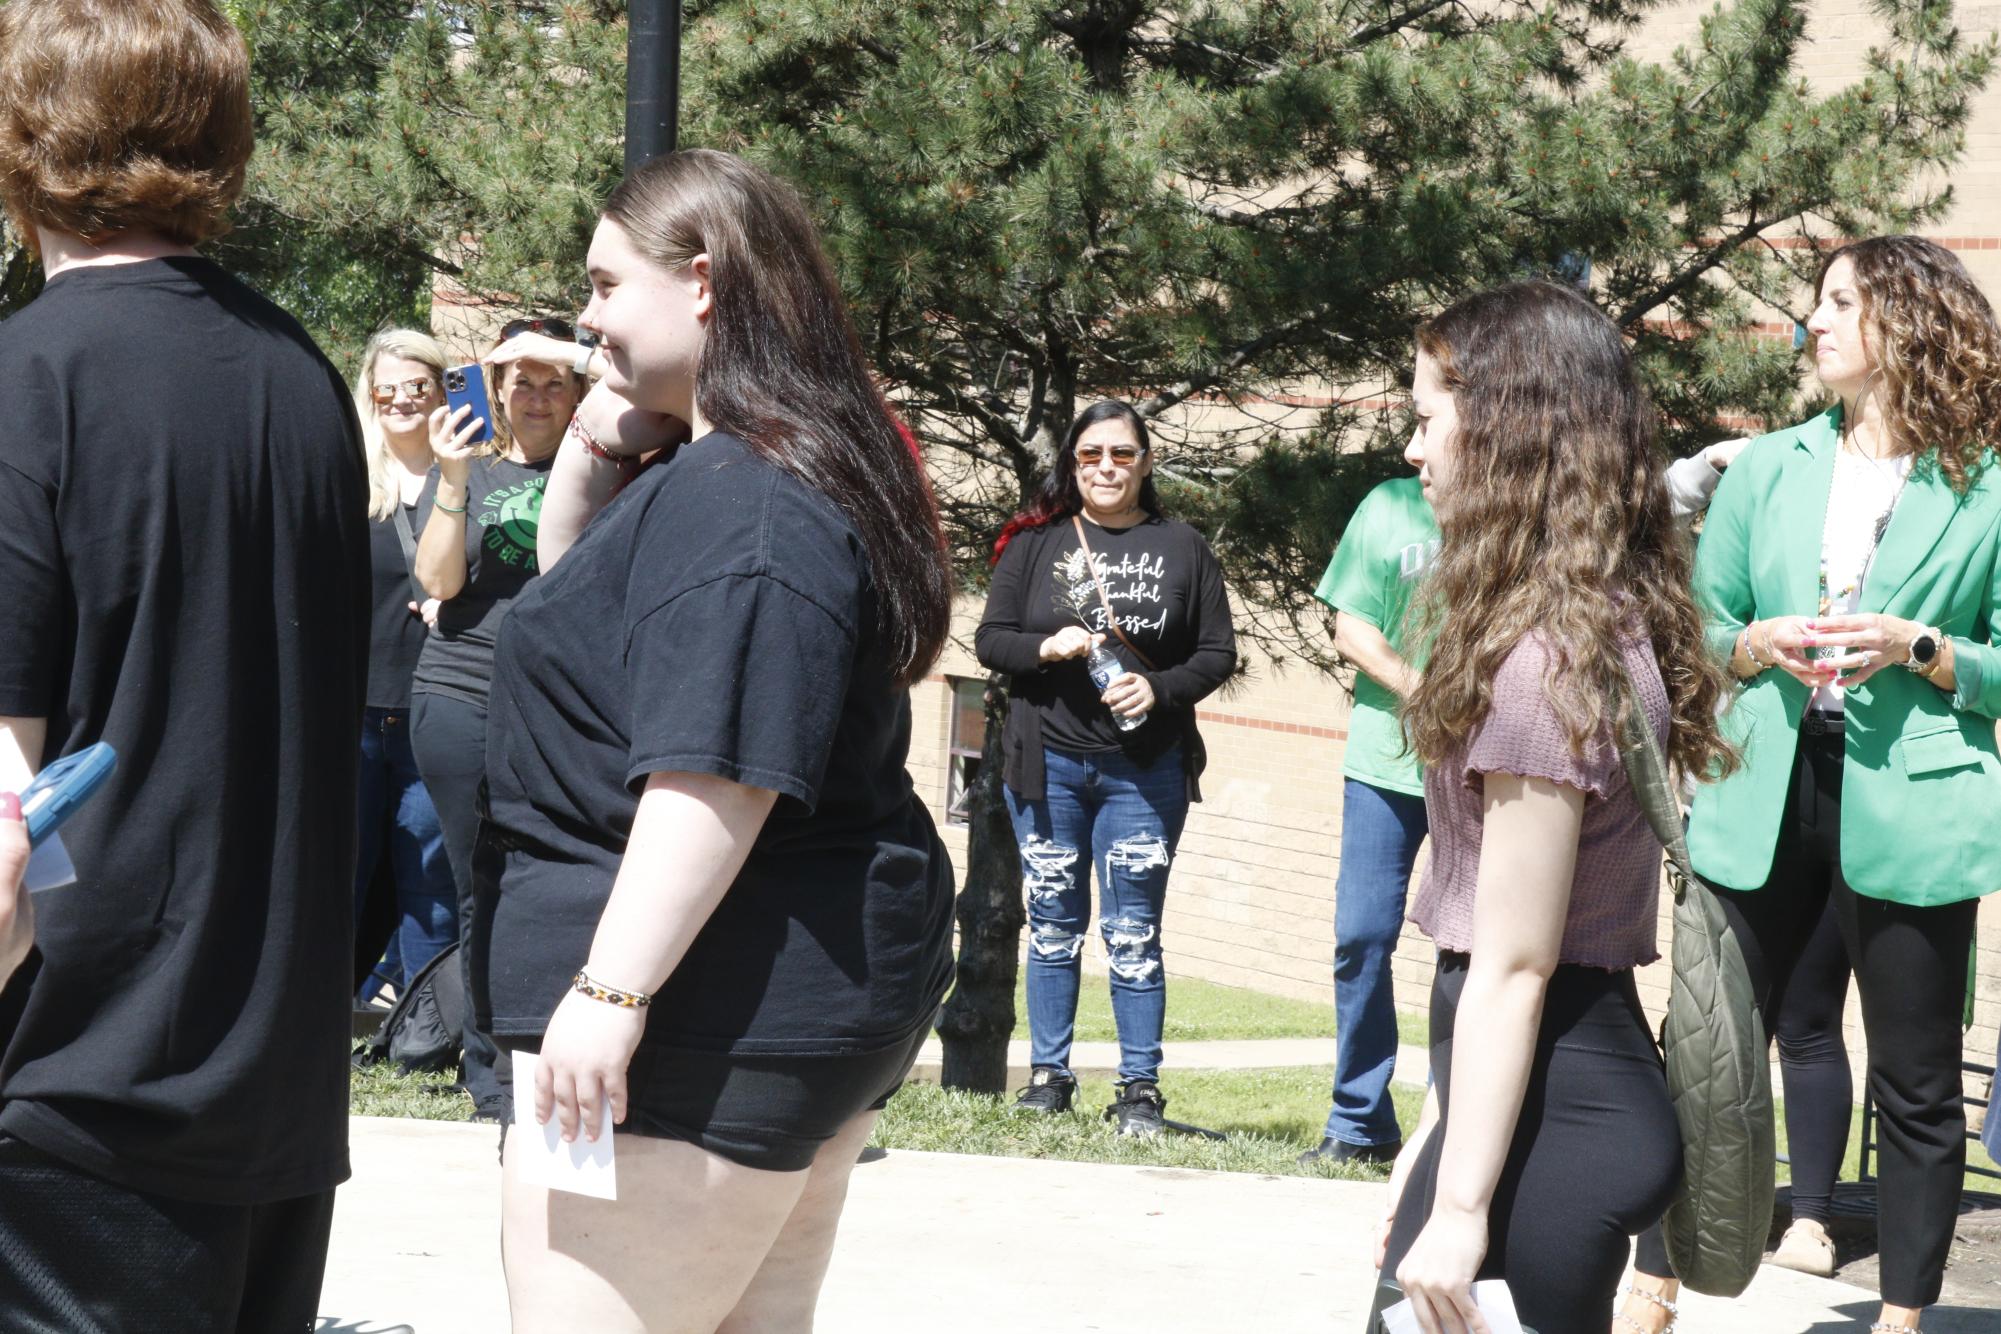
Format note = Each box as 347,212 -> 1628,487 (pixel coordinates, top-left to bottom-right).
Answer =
974,401 -> 1237,1134
474,150 -> 954,1329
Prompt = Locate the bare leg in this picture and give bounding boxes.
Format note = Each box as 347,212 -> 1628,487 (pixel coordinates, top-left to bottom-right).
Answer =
1613,1273 -> 1679,1333
501,1124 -> 811,1334
717,1110 -> 883,1334
1877,1302 -> 1922,1330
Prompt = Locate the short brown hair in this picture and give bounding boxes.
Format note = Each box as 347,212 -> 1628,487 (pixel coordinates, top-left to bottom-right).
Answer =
0,0 -> 253,248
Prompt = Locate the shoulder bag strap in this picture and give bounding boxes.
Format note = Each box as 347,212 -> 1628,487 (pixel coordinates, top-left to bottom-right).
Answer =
1070,514 -> 1159,672
1612,658 -> 1697,902
391,500 -> 425,604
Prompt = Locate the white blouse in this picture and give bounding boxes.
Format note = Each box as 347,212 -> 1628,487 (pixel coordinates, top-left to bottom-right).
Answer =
1811,447 -> 1912,713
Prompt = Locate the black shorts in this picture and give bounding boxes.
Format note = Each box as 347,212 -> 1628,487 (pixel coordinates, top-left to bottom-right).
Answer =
501,1018 -> 932,1173
0,1135 -> 335,1334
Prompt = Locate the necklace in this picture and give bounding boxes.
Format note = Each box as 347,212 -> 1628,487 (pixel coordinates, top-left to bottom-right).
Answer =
1815,445 -> 1910,634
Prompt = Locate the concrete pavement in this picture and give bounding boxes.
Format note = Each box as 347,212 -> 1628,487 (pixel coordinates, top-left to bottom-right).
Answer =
316,1117 -> 1996,1333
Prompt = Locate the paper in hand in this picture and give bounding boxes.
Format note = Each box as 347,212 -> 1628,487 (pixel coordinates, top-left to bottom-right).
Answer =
0,729 -> 75,893
1379,1279 -> 1527,1334
510,1049 -> 618,1200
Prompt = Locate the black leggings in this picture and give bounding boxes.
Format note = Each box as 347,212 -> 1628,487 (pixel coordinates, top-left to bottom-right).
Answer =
1635,730 -> 1976,1307
1381,953 -> 1681,1334
409,690 -> 507,1109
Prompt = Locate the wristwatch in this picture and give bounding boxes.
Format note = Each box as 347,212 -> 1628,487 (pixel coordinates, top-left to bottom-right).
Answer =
1905,626 -> 1944,675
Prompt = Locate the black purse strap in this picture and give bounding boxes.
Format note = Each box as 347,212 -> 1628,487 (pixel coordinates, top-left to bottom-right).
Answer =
391,500 -> 424,603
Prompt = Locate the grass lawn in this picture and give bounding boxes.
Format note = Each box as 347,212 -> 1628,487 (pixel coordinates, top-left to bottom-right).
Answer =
874,1067 -> 1423,1179
1013,968 -> 1431,1049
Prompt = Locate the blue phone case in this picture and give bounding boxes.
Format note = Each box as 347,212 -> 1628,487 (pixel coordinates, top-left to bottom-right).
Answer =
21,742 -> 117,849
443,364 -> 494,446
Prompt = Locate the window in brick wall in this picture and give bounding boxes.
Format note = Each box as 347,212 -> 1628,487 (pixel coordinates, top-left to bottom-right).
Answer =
946,676 -> 986,826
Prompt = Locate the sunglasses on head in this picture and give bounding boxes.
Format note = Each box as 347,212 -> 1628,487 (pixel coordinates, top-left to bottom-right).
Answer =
370,376 -> 439,405
500,317 -> 576,342
1074,444 -> 1146,467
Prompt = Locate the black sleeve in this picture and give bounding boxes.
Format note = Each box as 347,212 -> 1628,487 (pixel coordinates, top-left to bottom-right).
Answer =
625,573 -> 856,811
0,458 -> 61,717
974,533 -> 1047,675
1147,533 -> 1236,711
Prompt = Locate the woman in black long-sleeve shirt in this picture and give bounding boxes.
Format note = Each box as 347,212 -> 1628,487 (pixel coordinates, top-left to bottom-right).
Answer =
976,401 -> 1237,1135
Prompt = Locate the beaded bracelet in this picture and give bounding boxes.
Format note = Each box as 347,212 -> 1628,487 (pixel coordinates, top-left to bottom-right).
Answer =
572,969 -> 651,1008
568,414 -> 638,468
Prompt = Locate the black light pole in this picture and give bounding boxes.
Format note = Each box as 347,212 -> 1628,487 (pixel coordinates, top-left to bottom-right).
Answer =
626,0 -> 680,171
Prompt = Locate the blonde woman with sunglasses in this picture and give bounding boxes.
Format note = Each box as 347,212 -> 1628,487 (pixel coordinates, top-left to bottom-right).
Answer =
348,329 -> 458,1002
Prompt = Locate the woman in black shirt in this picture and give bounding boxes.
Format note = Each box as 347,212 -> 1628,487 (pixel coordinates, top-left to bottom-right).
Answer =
975,401 -> 1237,1134
474,150 -> 955,1329
349,328 -> 457,999
410,322 -> 583,1117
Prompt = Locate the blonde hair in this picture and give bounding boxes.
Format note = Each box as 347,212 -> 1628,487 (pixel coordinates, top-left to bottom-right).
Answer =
353,328 -> 447,521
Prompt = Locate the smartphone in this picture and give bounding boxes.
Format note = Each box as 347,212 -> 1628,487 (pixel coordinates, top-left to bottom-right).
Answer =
443,364 -> 494,446
20,742 -> 117,849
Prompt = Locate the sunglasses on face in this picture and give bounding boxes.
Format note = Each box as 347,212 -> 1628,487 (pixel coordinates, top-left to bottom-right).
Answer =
370,377 -> 439,405
501,317 -> 576,342
1074,444 -> 1146,467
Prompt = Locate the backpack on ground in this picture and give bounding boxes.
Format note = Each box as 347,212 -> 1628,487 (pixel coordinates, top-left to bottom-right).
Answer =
354,941 -> 467,1076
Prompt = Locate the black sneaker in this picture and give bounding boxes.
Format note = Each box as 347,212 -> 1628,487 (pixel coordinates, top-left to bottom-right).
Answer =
1295,1135 -> 1401,1168
1013,1066 -> 1076,1114
1106,1080 -> 1166,1137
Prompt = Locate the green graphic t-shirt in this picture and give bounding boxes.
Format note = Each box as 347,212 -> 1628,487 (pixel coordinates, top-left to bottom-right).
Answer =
412,451 -> 552,707
1314,475 -> 1439,796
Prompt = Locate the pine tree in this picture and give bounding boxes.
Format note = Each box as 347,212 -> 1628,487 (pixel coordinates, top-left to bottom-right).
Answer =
5,1 -> 1984,1090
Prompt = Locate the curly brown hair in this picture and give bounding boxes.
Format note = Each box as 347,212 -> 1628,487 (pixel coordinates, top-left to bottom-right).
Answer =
0,0 -> 252,249
1817,236 -> 2001,493
1401,280 -> 1737,780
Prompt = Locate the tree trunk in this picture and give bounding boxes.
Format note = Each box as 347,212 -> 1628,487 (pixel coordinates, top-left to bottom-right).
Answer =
936,673 -> 1025,1095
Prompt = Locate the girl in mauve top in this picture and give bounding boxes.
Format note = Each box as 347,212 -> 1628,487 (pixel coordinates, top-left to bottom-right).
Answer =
1374,281 -> 1736,1334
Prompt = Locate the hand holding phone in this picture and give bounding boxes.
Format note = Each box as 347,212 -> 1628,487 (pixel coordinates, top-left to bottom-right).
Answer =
443,364 -> 494,449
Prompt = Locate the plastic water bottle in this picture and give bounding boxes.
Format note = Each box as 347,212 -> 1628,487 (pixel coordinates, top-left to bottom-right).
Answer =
1087,642 -> 1146,732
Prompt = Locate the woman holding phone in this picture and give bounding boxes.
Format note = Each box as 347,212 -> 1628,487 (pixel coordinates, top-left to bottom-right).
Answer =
1377,280 -> 1735,1333
1623,235 -> 2001,1334
409,319 -> 584,1118
470,149 -> 956,1330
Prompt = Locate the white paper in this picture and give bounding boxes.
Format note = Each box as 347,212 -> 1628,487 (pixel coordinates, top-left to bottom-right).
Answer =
1380,1280 -> 1526,1334
0,730 -> 75,893
510,1049 -> 618,1200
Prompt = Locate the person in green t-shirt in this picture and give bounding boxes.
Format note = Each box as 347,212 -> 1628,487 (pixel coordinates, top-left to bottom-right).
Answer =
1298,473 -> 1438,1166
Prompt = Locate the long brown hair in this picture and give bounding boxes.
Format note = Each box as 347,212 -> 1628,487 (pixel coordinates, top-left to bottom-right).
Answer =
602,150 -> 950,686
1817,235 -> 2001,493
1402,280 -> 1735,779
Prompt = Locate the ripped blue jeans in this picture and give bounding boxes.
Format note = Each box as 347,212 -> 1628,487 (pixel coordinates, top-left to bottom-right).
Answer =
1005,743 -> 1187,1085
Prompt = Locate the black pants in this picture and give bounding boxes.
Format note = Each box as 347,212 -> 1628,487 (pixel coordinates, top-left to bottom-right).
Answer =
1636,729 -> 1976,1308
0,1136 -> 334,1334
410,689 -> 507,1111
1381,954 -> 1681,1334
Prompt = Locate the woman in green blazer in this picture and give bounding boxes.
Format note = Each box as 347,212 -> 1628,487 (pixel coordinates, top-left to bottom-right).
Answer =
1623,236 -> 2001,1334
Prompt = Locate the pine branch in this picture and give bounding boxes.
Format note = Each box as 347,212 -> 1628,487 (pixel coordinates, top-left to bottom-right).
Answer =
1132,302 -> 1342,420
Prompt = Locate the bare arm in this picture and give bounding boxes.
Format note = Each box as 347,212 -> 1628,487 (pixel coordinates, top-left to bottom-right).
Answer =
414,404 -> 483,600
0,717 -> 46,771
1333,610 -> 1420,698
531,770 -> 780,1141
539,384 -> 685,574
1394,771 -> 1581,1330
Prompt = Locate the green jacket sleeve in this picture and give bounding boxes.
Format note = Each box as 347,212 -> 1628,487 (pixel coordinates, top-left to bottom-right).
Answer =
1946,548 -> 2001,718
1691,454 -> 1757,664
